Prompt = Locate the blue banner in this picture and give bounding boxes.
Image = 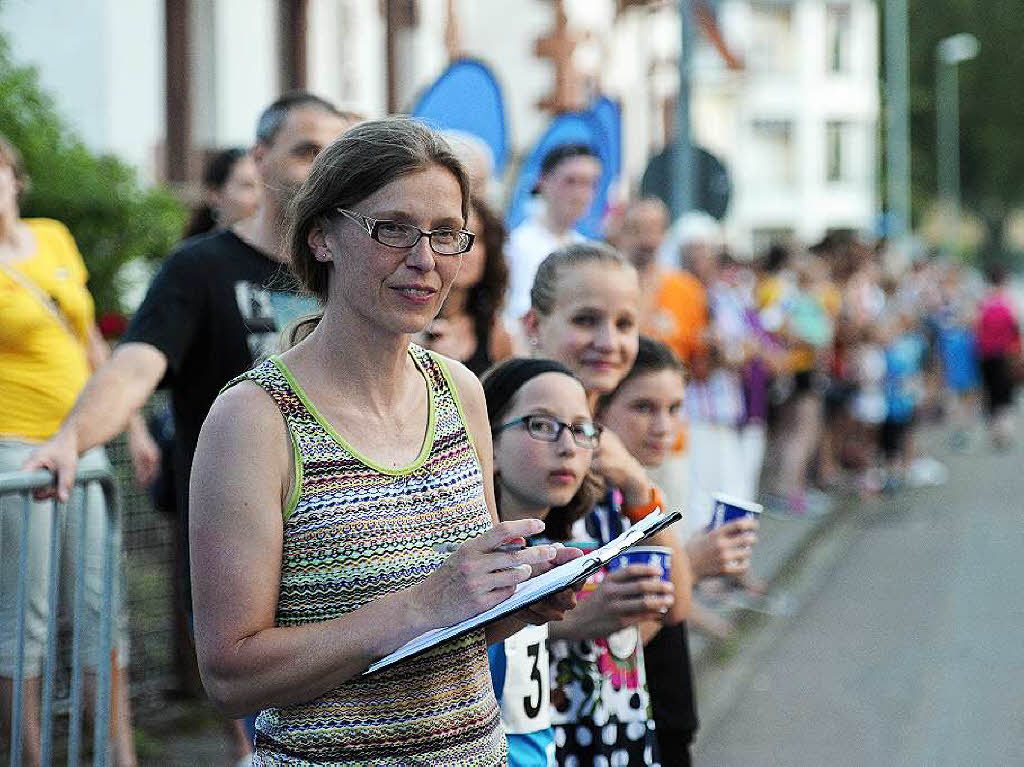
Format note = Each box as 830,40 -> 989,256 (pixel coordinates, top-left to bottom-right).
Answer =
412,58 -> 510,175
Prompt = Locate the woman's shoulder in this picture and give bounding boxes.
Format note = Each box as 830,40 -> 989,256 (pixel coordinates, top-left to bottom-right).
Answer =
24,217 -> 75,241
23,218 -> 83,266
209,372 -> 287,440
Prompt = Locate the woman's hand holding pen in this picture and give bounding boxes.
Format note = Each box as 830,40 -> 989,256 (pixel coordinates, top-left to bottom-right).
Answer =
516,545 -> 583,625
413,519 -> 562,629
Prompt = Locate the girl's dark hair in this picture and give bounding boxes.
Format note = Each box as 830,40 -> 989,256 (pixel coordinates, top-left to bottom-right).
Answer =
530,241 -> 632,315
183,147 -> 250,238
595,336 -> 684,416
463,197 -> 509,336
287,116 -> 470,303
481,358 -> 604,542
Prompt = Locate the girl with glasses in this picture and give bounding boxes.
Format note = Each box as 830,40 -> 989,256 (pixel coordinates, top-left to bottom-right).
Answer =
482,358 -> 601,766
523,243 -> 691,767
188,118 -> 579,765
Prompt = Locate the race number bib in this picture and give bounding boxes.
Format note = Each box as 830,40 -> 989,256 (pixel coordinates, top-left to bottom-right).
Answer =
499,624 -> 551,734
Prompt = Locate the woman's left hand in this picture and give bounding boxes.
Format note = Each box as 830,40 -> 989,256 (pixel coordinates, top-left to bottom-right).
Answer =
591,427 -> 650,506
517,545 -> 582,625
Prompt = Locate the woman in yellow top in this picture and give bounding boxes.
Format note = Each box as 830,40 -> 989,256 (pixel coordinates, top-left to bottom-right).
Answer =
0,136 -> 155,766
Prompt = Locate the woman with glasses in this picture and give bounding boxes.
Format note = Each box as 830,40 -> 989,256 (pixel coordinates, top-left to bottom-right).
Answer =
522,243 -> 690,766
188,118 -> 579,764
482,358 -> 602,766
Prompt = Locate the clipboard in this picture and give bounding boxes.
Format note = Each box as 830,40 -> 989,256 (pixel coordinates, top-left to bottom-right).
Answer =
364,508 -> 682,675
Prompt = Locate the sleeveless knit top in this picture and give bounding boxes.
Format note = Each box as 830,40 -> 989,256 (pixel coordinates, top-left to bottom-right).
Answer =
228,344 -> 507,766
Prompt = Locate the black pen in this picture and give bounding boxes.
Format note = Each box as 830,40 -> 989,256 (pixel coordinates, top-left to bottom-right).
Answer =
432,541 -> 562,555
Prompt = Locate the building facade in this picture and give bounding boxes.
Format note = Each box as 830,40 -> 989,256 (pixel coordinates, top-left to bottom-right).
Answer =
1,0 -> 879,254
693,0 -> 880,254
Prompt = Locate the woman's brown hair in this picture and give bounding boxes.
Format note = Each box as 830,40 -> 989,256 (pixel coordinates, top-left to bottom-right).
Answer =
282,117 -> 471,347
463,198 -> 509,335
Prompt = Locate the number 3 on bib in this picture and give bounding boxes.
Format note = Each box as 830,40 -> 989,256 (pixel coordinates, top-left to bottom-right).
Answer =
499,624 -> 552,734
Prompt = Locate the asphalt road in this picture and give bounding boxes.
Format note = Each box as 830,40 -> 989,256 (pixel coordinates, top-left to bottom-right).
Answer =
694,430 -> 1024,767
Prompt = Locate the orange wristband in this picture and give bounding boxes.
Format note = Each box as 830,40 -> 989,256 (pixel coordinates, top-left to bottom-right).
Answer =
622,484 -> 664,523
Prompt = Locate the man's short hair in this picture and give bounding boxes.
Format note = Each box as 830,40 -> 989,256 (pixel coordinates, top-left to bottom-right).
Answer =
255,91 -> 343,146
539,142 -> 600,177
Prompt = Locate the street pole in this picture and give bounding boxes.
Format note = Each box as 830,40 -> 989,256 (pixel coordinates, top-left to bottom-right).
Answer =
672,0 -> 695,221
935,52 -> 958,259
884,0 -> 911,257
935,33 -> 979,260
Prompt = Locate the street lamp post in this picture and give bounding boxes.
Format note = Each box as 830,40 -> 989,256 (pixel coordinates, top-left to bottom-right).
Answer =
672,0 -> 695,220
884,0 -> 911,249
935,33 -> 979,259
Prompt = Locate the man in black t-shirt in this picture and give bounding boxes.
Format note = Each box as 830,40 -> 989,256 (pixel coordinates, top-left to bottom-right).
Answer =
27,90 -> 352,522
124,230 -> 318,523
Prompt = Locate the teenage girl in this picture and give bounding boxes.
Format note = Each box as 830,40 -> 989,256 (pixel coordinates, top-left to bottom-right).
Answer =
482,358 -> 600,766
524,243 -> 690,766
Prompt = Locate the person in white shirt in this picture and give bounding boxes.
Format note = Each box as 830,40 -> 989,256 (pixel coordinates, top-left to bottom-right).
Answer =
504,144 -> 601,333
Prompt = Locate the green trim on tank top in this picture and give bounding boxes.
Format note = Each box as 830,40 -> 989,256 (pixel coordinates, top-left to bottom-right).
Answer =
429,351 -> 478,458
282,426 -> 303,523
268,350 -> 437,477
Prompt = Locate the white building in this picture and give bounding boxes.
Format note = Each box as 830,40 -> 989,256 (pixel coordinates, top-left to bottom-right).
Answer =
1,0 -> 878,254
691,0 -> 880,254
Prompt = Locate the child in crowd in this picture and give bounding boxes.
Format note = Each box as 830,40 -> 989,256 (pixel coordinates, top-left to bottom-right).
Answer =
682,250 -> 746,531
936,264 -> 981,449
597,337 -> 758,765
524,242 -> 688,766
482,358 -> 602,767
879,305 -> 927,488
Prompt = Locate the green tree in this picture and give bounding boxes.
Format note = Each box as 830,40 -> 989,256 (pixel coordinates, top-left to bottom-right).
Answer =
899,0 -> 1024,261
0,33 -> 186,314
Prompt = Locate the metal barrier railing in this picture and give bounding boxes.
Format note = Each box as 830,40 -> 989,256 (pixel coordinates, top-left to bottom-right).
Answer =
0,468 -> 120,767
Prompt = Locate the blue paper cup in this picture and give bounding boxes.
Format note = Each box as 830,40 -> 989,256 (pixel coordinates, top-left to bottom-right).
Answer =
605,545 -> 672,582
707,493 -> 763,531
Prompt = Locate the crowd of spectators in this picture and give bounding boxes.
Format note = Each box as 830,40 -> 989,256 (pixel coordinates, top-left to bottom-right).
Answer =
2,92 -> 1020,765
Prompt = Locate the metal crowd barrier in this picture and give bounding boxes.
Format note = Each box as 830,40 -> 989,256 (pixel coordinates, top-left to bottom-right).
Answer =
0,468 -> 120,767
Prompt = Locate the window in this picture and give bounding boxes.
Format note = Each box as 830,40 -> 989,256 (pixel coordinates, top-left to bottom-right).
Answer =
748,2 -> 795,73
751,119 -> 795,186
826,4 -> 852,74
826,120 -> 849,183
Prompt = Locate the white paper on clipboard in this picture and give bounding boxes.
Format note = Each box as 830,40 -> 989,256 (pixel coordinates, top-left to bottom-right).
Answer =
363,508 -> 682,675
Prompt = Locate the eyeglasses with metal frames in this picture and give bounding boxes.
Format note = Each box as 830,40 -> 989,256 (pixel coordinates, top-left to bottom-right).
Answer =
336,208 -> 475,256
492,414 -> 602,449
